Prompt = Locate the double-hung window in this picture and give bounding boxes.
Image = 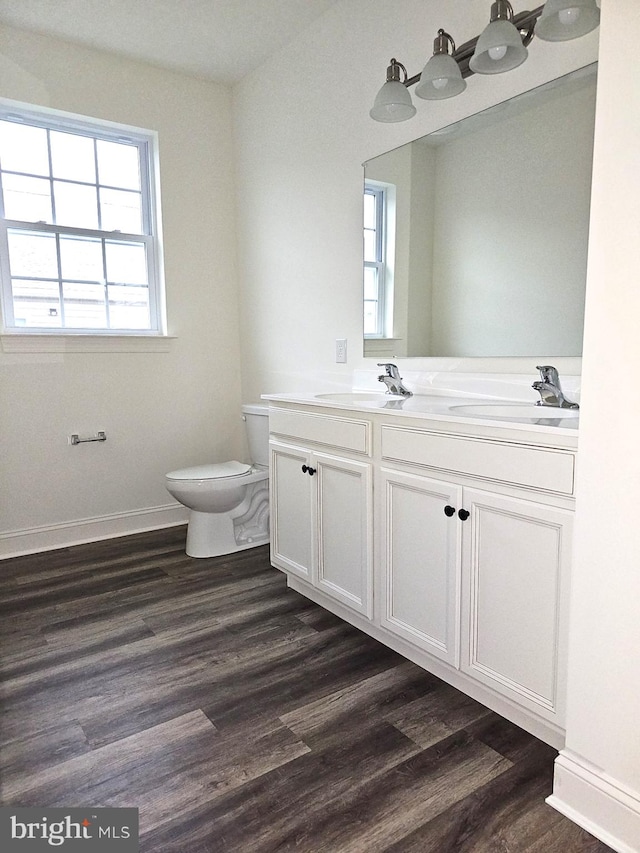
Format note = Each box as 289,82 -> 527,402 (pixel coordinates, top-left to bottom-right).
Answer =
0,102 -> 164,335
363,182 -> 388,337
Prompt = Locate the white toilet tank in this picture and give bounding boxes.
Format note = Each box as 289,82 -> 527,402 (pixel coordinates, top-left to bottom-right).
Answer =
242,404 -> 269,467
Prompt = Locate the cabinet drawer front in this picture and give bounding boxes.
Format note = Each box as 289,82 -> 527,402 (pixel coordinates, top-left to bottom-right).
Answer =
269,408 -> 371,455
381,426 -> 574,494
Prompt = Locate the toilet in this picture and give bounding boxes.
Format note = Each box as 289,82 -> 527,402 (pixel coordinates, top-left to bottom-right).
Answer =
165,404 -> 270,558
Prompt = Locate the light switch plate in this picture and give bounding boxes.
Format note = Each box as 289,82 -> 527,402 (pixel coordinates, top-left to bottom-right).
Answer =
335,338 -> 347,363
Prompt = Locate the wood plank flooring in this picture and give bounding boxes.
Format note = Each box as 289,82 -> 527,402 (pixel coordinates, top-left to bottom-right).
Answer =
0,526 -> 612,852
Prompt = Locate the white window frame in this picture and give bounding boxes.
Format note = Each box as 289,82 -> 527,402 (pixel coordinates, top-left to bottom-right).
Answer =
0,99 -> 166,346
364,180 -> 394,339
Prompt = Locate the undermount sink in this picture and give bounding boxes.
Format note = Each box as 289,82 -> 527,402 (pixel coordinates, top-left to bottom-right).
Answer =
316,392 -> 404,403
451,403 -> 579,420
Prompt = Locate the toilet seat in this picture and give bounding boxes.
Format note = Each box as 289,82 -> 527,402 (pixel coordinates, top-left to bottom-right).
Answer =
166,460 -> 252,481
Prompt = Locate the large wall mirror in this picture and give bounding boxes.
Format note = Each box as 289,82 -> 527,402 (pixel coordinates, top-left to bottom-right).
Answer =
363,64 -> 597,359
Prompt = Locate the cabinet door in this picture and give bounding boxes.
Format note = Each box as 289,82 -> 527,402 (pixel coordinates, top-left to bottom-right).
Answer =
269,440 -> 313,581
378,468 -> 462,665
461,488 -> 572,722
315,451 -> 373,618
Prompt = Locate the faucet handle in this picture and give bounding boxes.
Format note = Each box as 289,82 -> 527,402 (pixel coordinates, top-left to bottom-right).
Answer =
536,364 -> 560,384
377,362 -> 400,379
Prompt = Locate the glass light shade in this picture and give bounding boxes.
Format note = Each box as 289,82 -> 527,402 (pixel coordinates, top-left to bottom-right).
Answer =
469,19 -> 528,74
370,81 -> 416,122
415,53 -> 467,100
535,0 -> 600,42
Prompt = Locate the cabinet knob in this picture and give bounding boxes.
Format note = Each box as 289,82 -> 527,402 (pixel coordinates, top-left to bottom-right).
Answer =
458,508 -> 470,521
307,467 -> 316,476
301,464 -> 308,474
444,505 -> 456,517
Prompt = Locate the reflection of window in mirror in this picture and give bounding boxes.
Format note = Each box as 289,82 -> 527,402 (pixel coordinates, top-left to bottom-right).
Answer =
363,180 -> 395,339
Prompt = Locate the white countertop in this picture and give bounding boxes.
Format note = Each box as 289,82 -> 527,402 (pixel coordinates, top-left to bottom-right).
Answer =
262,391 -> 580,439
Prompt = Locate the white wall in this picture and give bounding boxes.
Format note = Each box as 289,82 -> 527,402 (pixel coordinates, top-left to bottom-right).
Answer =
0,25 -> 245,555
233,0 -> 640,848
547,2 -> 640,850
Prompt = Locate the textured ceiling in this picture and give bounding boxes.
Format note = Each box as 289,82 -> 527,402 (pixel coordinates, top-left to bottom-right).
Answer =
0,0 -> 341,84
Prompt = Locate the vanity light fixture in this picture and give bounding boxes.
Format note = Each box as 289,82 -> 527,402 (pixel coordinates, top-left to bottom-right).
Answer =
470,1 -> 529,74
369,0 -> 599,122
369,58 -> 417,122
535,0 -> 600,42
415,30 -> 467,100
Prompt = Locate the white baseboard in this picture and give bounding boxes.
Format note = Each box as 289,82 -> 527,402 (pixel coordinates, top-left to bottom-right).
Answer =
547,749 -> 640,853
0,504 -> 189,559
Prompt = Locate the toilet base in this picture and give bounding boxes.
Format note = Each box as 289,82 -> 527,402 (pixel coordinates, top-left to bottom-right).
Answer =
185,480 -> 269,558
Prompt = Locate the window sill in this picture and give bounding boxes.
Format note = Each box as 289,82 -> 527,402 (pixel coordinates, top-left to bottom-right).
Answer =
1,334 -> 176,353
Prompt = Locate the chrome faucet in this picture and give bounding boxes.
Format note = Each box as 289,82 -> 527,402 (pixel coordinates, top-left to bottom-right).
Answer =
377,363 -> 413,397
532,365 -> 579,409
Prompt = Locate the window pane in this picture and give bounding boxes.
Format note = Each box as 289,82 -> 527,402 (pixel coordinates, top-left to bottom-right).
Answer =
63,281 -> 107,328
60,235 -> 104,282
3,173 -> 52,222
100,188 -> 142,233
8,230 -> 58,278
50,130 -> 96,183
53,180 -> 99,229
364,266 -> 379,301
105,241 -> 147,284
97,140 -> 141,190
363,192 -> 376,229
364,230 -> 377,262
363,300 -> 378,335
12,279 -> 61,327
108,284 -> 150,329
0,121 -> 50,176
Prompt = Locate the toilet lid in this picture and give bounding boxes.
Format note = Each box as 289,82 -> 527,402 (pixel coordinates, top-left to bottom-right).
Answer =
166,460 -> 252,481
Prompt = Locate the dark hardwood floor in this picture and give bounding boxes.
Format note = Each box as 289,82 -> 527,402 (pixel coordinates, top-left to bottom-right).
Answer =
0,526 -> 612,852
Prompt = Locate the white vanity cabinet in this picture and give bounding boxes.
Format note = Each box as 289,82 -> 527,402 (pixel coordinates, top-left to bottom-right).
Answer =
269,407 -> 373,618
267,399 -> 577,746
378,421 -> 575,728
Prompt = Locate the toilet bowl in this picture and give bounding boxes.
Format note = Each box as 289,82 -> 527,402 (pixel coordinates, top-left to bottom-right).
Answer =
165,404 -> 270,558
